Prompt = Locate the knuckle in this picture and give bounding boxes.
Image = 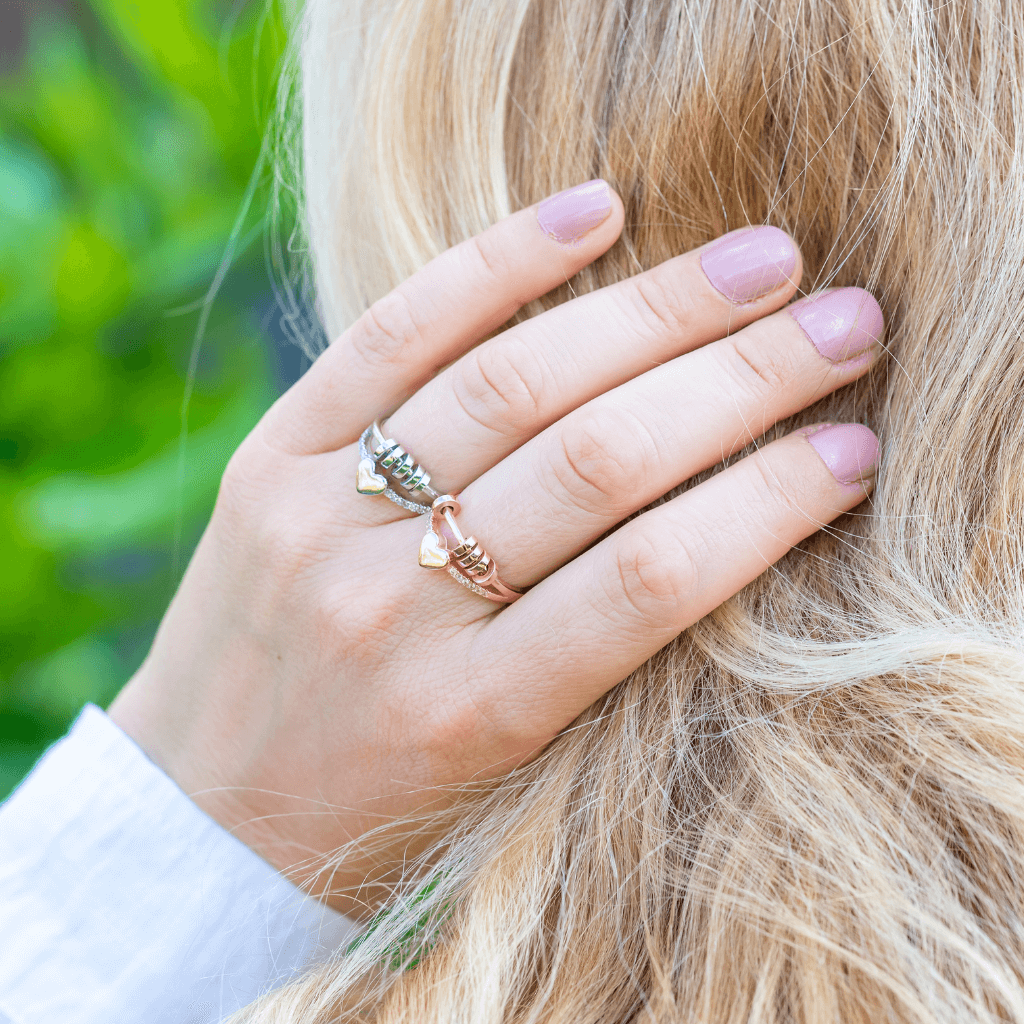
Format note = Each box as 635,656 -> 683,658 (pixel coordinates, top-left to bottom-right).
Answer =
347,289 -> 421,371
719,331 -> 791,403
253,506 -> 323,585
419,687 -> 542,775
551,410 -> 653,517
454,338 -> 547,435
215,433 -> 283,524
744,450 -> 805,523
320,580 -> 409,665
419,695 -> 495,767
627,266 -> 698,338
611,530 -> 695,623
215,437 -> 322,583
217,445 -> 256,513
467,229 -> 514,284
373,658 -> 498,773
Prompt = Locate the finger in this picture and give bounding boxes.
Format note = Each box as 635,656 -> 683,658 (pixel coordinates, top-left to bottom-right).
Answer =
452,287 -> 882,586
384,225 -> 803,492
477,424 -> 879,740
264,180 -> 624,454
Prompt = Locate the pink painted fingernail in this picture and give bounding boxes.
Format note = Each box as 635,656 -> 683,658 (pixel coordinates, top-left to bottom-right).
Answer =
805,423 -> 880,485
788,287 -> 884,363
537,179 -> 612,244
699,226 -> 797,303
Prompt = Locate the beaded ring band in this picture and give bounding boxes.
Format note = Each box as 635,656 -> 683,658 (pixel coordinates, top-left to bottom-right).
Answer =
356,421 -> 524,604
418,494 -> 524,604
356,420 -> 438,514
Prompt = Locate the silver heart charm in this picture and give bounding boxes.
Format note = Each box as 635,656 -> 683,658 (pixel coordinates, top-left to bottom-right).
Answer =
356,458 -> 387,495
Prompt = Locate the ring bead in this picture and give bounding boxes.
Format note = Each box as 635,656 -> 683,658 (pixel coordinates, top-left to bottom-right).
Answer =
356,421 -> 439,514
418,494 -> 524,604
354,423 -> 524,603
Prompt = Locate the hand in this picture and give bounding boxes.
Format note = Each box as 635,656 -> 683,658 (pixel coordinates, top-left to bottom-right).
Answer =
108,180 -> 882,918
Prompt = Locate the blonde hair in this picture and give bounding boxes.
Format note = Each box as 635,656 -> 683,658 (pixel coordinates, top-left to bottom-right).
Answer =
241,0 -> 1024,1020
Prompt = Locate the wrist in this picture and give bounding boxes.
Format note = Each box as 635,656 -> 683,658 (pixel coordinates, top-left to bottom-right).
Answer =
110,678 -> 380,920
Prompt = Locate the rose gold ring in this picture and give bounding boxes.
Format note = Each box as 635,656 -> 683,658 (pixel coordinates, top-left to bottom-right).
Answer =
417,495 -> 524,604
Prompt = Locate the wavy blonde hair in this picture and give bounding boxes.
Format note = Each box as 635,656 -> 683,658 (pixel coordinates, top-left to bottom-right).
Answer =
240,0 -> 1024,1020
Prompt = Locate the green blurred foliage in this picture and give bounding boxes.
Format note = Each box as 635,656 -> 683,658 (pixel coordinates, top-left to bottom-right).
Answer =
0,0 -> 296,796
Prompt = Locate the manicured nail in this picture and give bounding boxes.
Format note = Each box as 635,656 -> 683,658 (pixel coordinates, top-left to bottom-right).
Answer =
788,287 -> 884,363
537,179 -> 611,244
805,423 -> 880,485
699,226 -> 797,303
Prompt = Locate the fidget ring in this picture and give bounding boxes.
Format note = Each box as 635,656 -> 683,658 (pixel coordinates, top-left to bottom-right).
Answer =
356,421 -> 439,514
418,495 -> 524,604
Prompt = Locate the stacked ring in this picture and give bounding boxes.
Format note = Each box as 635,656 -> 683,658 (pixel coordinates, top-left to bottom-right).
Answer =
355,421 -> 524,604
418,495 -> 524,604
356,421 -> 438,514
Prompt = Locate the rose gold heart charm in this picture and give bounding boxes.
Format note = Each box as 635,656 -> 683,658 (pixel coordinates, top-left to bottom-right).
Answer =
418,529 -> 450,569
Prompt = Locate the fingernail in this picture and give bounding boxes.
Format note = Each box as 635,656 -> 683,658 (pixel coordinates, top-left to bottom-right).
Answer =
699,226 -> 797,303
788,287 -> 884,363
537,179 -> 611,244
805,423 -> 880,485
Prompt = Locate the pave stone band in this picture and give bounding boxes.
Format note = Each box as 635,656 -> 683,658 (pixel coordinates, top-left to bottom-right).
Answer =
418,494 -> 524,604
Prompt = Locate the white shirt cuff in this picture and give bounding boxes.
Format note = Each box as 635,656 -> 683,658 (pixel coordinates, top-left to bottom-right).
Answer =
0,704 -> 358,1024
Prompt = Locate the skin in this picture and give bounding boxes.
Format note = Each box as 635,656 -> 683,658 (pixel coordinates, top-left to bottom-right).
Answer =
108,186 -> 880,919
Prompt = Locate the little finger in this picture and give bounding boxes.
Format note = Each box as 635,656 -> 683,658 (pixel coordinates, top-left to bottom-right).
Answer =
475,424 -> 879,737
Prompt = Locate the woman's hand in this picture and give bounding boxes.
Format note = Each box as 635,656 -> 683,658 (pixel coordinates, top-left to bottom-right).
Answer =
108,180 -> 882,918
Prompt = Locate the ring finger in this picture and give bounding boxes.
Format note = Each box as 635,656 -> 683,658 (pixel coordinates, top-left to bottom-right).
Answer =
430,286 -> 883,588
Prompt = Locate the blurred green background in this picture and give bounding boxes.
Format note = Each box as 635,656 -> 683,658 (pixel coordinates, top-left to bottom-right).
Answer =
0,0 -> 308,797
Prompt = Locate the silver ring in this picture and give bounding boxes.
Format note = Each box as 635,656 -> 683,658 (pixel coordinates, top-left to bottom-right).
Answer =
356,421 -> 439,514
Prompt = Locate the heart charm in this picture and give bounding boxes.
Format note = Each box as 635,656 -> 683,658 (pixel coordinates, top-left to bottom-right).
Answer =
356,458 -> 387,495
418,530 -> 450,569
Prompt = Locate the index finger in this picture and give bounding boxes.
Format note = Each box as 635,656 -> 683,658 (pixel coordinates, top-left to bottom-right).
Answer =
264,180 -> 625,455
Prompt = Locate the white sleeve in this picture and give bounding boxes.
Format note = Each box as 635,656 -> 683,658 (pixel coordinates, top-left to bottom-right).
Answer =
0,704 -> 359,1024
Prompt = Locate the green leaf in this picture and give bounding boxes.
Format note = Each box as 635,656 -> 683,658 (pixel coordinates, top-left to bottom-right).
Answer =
16,377 -> 273,554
